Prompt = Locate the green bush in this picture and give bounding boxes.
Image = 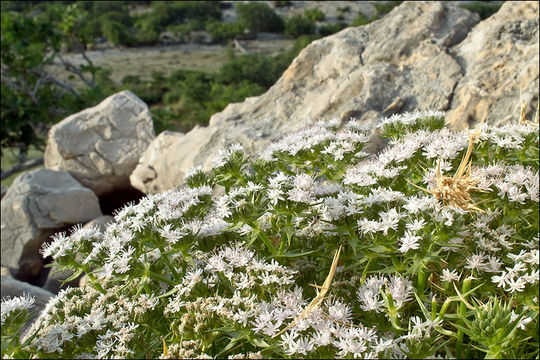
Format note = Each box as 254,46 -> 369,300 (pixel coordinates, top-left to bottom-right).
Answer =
92,1 -> 127,14
101,19 -> 133,46
217,53 -> 278,88
235,2 -> 284,35
351,12 -> 378,26
273,0 -> 292,7
205,21 -> 244,43
79,17 -> 103,44
318,22 -> 347,37
459,1 -> 502,20
304,8 -> 325,22
99,10 -> 133,27
284,14 -> 316,37
373,1 -> 402,15
133,15 -> 161,44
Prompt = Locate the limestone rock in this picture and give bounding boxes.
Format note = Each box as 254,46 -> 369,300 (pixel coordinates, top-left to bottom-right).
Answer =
0,168 -> 101,273
446,1 -> 539,128
44,90 -> 155,196
130,131 -> 185,194
130,1 -> 480,194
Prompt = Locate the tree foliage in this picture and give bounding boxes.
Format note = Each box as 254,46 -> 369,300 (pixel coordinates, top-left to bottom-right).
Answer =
235,2 -> 284,35
1,3 -> 112,160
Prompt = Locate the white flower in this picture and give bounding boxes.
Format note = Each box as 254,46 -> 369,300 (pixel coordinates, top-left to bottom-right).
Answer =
441,269 -> 460,283
1,294 -> 35,325
405,218 -> 426,232
398,231 -> 422,253
506,277 -> 527,293
465,252 -> 487,272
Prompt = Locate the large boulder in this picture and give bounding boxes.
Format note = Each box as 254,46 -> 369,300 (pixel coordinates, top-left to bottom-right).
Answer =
130,131 -> 185,194
130,1 -> 481,194
0,168 -> 101,276
45,90 -> 155,196
446,1 -> 539,128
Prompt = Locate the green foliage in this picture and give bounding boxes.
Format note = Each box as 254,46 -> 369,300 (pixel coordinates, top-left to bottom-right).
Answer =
304,8 -> 325,22
318,22 -> 348,37
133,15 -> 161,44
205,21 -> 244,43
373,1 -> 403,15
459,1 -> 502,20
284,14 -> 316,37
273,0 -> 292,7
101,19 -> 133,46
217,54 -> 278,88
1,6 -> 114,157
235,2 -> 284,35
351,12 -> 378,26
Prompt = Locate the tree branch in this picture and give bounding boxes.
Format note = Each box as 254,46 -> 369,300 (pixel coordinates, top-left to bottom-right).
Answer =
56,52 -> 96,88
1,157 -> 44,180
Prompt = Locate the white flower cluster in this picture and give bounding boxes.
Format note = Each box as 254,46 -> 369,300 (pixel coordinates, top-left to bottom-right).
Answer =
25,284 -> 157,357
376,110 -> 446,129
1,293 -> 35,325
260,119 -> 370,162
356,275 -> 413,312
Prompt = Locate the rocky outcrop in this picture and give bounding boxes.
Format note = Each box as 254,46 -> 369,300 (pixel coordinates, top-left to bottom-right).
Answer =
446,1 -> 539,128
130,1 -> 538,194
130,1 -> 481,194
0,168 -> 101,275
130,131 -> 185,194
44,90 -> 155,196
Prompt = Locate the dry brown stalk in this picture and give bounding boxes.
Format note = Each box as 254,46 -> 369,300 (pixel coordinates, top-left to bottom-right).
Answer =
406,116 -> 488,212
272,245 -> 343,338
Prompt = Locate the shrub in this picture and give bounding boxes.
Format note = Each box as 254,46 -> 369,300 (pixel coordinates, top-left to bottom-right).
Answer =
99,11 -> 133,27
351,12 -> 378,26
3,112 -> 538,359
217,53 -> 278,88
133,15 -> 161,44
101,19 -> 133,46
205,21 -> 244,43
304,8 -> 325,22
284,14 -> 316,37
318,22 -> 347,37
373,1 -> 402,15
235,2 -> 284,35
273,0 -> 292,7
459,1 -> 502,20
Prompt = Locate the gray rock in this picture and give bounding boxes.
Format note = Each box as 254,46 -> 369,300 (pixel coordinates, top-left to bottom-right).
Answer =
44,90 -> 155,196
1,184 -> 7,199
130,131 -> 185,194
130,1 -> 480,194
0,168 -> 102,273
446,1 -> 539,128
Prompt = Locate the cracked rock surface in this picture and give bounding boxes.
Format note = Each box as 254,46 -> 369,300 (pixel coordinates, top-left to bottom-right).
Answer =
131,1 -> 484,194
45,90 -> 155,196
0,168 -> 101,272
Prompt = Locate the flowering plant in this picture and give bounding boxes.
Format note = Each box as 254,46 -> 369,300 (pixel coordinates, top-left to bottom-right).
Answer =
2,111 -> 538,359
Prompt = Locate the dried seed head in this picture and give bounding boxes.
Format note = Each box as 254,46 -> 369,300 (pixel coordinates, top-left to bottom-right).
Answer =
407,117 -> 487,212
